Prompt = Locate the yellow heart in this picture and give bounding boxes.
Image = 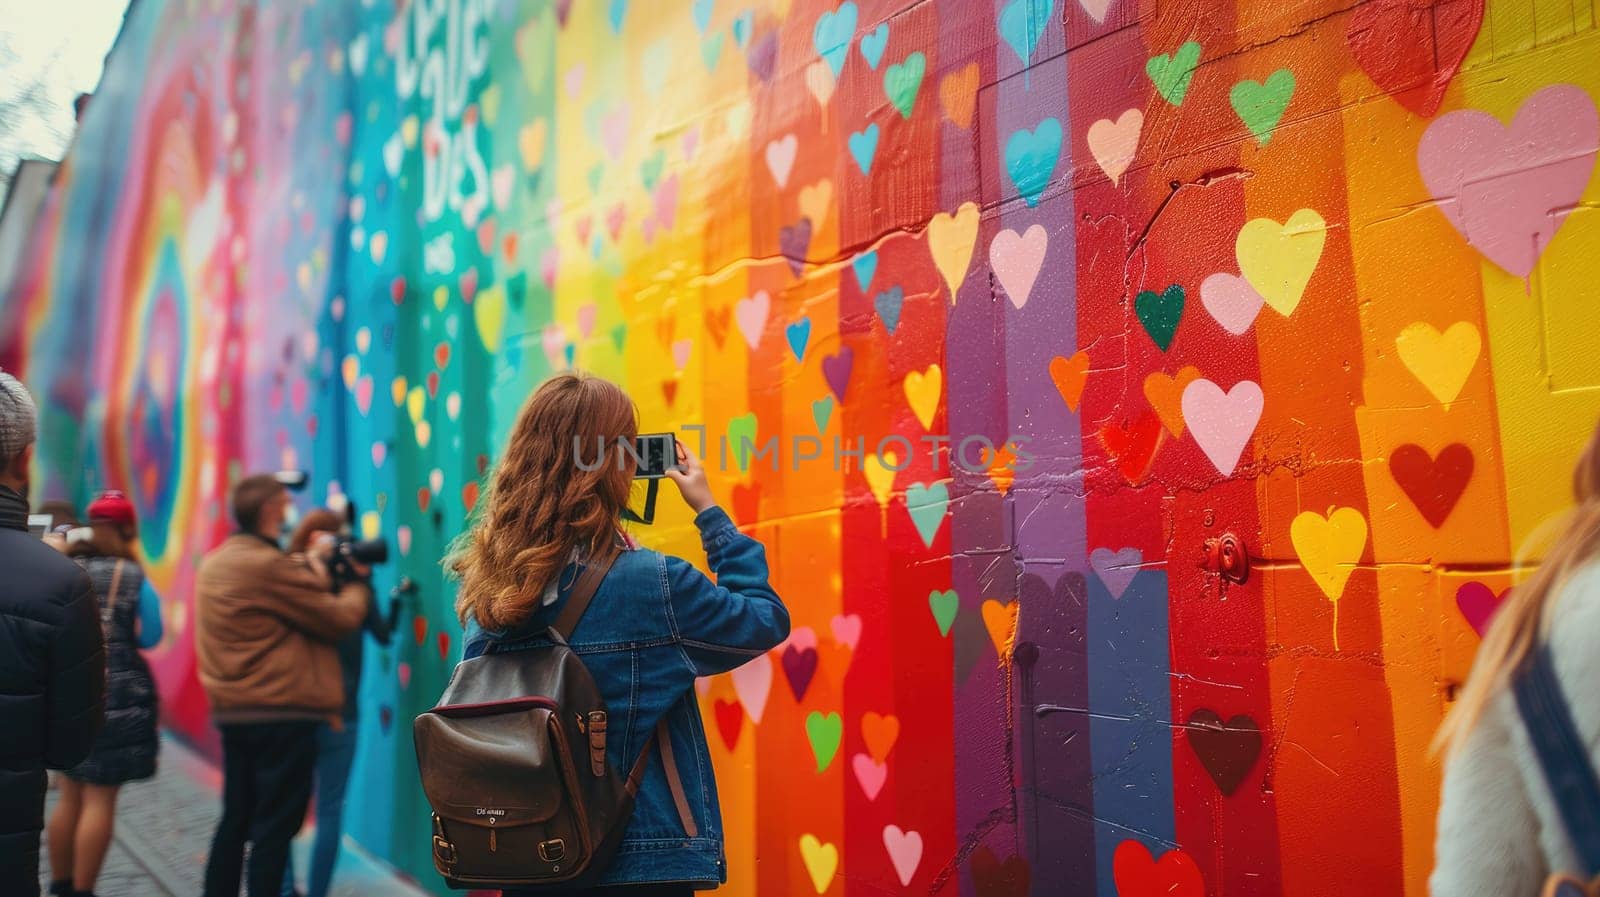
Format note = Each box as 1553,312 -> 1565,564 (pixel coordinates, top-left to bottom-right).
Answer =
432,286 -> 449,311
390,376 -> 408,408
1395,321 -> 1480,407
519,119 -> 547,173
798,179 -> 833,228
981,599 -> 1018,659
297,262 -> 313,295
474,284 -> 507,353
480,84 -> 501,126
805,61 -> 835,108
904,364 -> 943,430
401,115 -> 419,149
415,419 -> 432,449
1236,208 -> 1326,317
864,450 -> 898,507
361,510 -> 382,541
407,385 -> 426,425
341,355 -> 359,390
927,202 -> 980,300
798,834 -> 838,894
1290,507 -> 1368,603
355,327 -> 371,354
724,101 -> 751,138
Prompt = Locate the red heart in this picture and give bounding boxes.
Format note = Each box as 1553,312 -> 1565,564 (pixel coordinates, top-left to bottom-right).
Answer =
1113,841 -> 1204,897
705,306 -> 731,349
434,342 -> 451,370
662,380 -> 678,407
462,482 -> 480,514
1455,581 -> 1508,636
713,699 -> 743,751
502,232 -> 519,263
437,632 -> 451,661
418,487 -> 432,512
731,482 -> 761,526
426,371 -> 440,399
1346,0 -> 1484,117
414,615 -> 428,646
970,847 -> 1030,897
390,277 -> 407,305
1098,409 -> 1163,484
1389,443 -> 1473,527
477,219 -> 496,255
459,268 -> 478,304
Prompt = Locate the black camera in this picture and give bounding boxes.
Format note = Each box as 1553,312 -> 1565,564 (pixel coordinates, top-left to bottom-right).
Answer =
327,494 -> 388,585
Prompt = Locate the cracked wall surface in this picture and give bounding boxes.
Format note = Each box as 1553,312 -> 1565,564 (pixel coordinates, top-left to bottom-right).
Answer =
2,0 -> 1599,894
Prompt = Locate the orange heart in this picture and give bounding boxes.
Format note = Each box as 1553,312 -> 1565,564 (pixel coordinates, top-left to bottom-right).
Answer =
982,441 -> 1018,496
1049,351 -> 1089,412
980,599 -> 1018,661
656,315 -> 676,349
1143,366 -> 1201,436
939,63 -> 979,130
861,712 -> 900,763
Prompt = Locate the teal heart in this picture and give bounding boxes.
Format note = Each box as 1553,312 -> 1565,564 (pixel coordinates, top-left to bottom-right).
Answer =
1146,40 -> 1201,105
883,51 -> 924,119
1135,284 -> 1184,351
906,481 -> 949,548
610,324 -> 628,353
609,0 -> 628,33
587,163 -> 604,193
998,0 -> 1054,66
731,10 -> 752,48
812,2 -> 859,78
692,0 -> 714,32
812,396 -> 834,433
786,316 -> 811,362
859,22 -> 888,69
1004,117 -> 1062,207
1230,68 -> 1294,145
640,150 -> 665,190
928,589 -> 958,636
847,123 -> 879,175
701,32 -> 725,71
563,343 -> 576,367
727,412 -> 758,472
805,711 -> 843,772
851,250 -> 878,291
874,285 -> 904,334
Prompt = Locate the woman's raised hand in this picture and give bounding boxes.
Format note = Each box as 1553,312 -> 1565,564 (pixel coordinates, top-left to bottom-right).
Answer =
665,439 -> 716,514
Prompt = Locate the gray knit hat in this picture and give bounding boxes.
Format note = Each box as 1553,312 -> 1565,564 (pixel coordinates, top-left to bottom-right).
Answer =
0,371 -> 38,461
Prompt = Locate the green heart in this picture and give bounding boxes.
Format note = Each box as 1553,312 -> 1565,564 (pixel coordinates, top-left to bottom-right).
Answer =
640,150 -> 665,190
905,481 -> 949,548
1135,284 -> 1185,352
805,711 -> 843,773
884,51 -> 926,119
1146,40 -> 1201,105
1230,69 -> 1295,145
587,162 -> 604,193
929,589 -> 958,637
610,324 -> 628,353
727,412 -> 759,472
811,396 -> 834,434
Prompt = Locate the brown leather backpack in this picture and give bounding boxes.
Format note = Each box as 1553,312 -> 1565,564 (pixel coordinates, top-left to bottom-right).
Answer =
414,553 -> 678,890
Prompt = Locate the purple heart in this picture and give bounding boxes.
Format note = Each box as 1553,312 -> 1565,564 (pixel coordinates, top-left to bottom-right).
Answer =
779,217 -> 812,277
822,347 -> 854,402
781,645 -> 818,702
747,33 -> 778,82
555,0 -> 573,26
1089,547 -> 1143,599
1455,581 -> 1508,636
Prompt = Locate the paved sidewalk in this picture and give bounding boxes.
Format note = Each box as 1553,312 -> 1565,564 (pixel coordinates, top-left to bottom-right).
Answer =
39,733 -> 432,897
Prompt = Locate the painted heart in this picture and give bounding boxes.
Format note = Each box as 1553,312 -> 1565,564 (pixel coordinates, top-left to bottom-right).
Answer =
735,291 -> 771,349
747,31 -> 777,81
1005,118 -> 1062,207
714,699 -> 743,751
906,481 -> 950,547
1291,506 -> 1369,604
798,179 -> 833,227
981,599 -> 1018,658
787,316 -> 812,362
1112,841 -> 1205,897
970,847 -> 1031,897
600,104 -> 630,160
1231,69 -> 1295,145
861,711 -> 898,761
1048,351 -> 1089,412
766,134 -> 798,188
831,614 -> 862,651
1395,321 -> 1480,406
1236,208 -> 1326,316
812,2 -> 859,77
805,710 -> 844,772
884,52 -> 925,118
397,661 -> 410,689
939,63 -> 979,129
731,9 -> 753,47
1181,378 -> 1263,477
864,452 -> 898,506
1089,546 -> 1143,599
812,396 -> 834,433
780,218 -> 813,276
805,60 -> 836,110
1346,0 -> 1483,118
731,651 -> 772,723
903,364 -> 942,430
851,250 -> 878,292
1418,84 -> 1599,279
822,347 -> 854,401
1098,409 -> 1162,484
1199,272 -> 1264,335
608,0 -> 627,32
852,753 -> 888,800
700,32 -> 724,70
1146,41 -> 1201,105
782,644 -> 819,701
727,412 -> 759,471
1135,284 -> 1184,351
1389,443 -> 1473,527
990,224 -> 1048,308
1142,366 -> 1201,436
691,0 -> 713,31
437,632 -> 451,661
875,286 -> 905,334
370,440 -> 386,468
883,825 -> 923,886
672,339 -> 693,370
1184,709 -> 1262,795
1455,581 -> 1508,636
799,834 -> 839,894
848,123 -> 880,175
653,174 -> 679,230
928,589 -> 959,636
662,379 -> 679,406
859,22 -> 888,69
1087,108 -> 1143,185
353,375 -> 374,416
998,0 -> 1056,65
927,202 -> 979,298
1078,0 -> 1115,22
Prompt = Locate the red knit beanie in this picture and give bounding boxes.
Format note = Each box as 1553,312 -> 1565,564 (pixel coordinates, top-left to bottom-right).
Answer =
88,490 -> 136,526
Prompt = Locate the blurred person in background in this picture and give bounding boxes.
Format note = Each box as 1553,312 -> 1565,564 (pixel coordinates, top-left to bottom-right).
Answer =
45,490 -> 163,897
0,372 -> 104,897
280,505 -> 399,897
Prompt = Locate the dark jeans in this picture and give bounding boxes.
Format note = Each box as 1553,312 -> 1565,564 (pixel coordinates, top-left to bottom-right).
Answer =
202,721 -> 318,897
282,721 -> 358,897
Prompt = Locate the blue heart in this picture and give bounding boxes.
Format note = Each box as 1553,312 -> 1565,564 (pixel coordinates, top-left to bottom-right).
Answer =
609,0 -> 628,33
851,251 -> 878,292
590,234 -> 604,259
731,10 -> 753,48
906,482 -> 950,547
1005,117 -> 1062,207
564,343 -> 577,368
847,123 -> 879,175
859,22 -> 889,70
701,32 -> 725,70
786,317 -> 812,362
874,285 -> 904,334
692,0 -> 714,32
812,2 -> 859,78
997,0 -> 1054,65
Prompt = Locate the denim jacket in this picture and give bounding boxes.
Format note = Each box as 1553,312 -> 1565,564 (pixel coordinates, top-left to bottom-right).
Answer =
459,506 -> 789,887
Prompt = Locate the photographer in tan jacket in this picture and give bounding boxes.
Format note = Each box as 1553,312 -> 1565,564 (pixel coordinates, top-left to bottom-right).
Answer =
193,474 -> 370,897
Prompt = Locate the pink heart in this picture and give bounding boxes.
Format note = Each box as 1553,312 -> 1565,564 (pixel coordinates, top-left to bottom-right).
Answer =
544,199 -> 563,233
694,677 -> 711,698
370,441 -> 387,468
653,174 -> 679,230
1077,0 -> 1114,22
852,753 -> 887,800
1455,581 -> 1508,636
601,104 -> 630,160
397,525 -> 412,557
542,324 -> 567,369
989,225 -> 1049,309
577,304 -> 598,339
882,825 -> 923,887
682,126 -> 700,160
1418,84 -> 1598,278
605,203 -> 627,242
1089,546 -> 1143,599
766,134 -> 798,188
354,375 -> 374,415
1199,273 -> 1264,335
574,215 -> 592,247
541,247 -> 560,291
290,379 -> 308,416
1181,379 -> 1264,477
830,614 -> 862,650
731,653 -> 772,723
491,165 -> 515,211
564,63 -> 585,97
735,291 -> 770,350
398,662 -> 411,689
672,339 -> 692,370
641,215 -> 659,244
785,625 -> 819,651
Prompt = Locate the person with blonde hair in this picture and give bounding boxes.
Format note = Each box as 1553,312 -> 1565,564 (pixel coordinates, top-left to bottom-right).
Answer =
1433,419 -> 1600,896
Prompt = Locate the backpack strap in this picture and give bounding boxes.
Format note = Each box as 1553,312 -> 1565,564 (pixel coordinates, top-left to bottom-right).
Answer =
1513,643 -> 1600,878
550,549 -> 617,641
655,718 -> 699,837
103,559 -> 126,628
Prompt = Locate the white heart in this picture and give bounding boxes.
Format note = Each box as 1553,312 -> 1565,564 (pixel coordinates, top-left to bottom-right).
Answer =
735,291 -> 771,350
765,134 -> 798,188
1181,379 -> 1264,477
730,653 -> 773,723
988,225 -> 1049,309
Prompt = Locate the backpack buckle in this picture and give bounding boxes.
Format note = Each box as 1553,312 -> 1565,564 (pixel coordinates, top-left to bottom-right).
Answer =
539,838 -> 566,863
433,834 -> 457,870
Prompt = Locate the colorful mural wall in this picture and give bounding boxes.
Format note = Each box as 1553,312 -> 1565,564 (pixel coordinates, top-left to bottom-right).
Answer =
3,0 -> 1599,893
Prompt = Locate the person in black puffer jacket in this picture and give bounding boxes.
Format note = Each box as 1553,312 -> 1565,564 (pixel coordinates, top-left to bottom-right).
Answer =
0,372 -> 106,897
